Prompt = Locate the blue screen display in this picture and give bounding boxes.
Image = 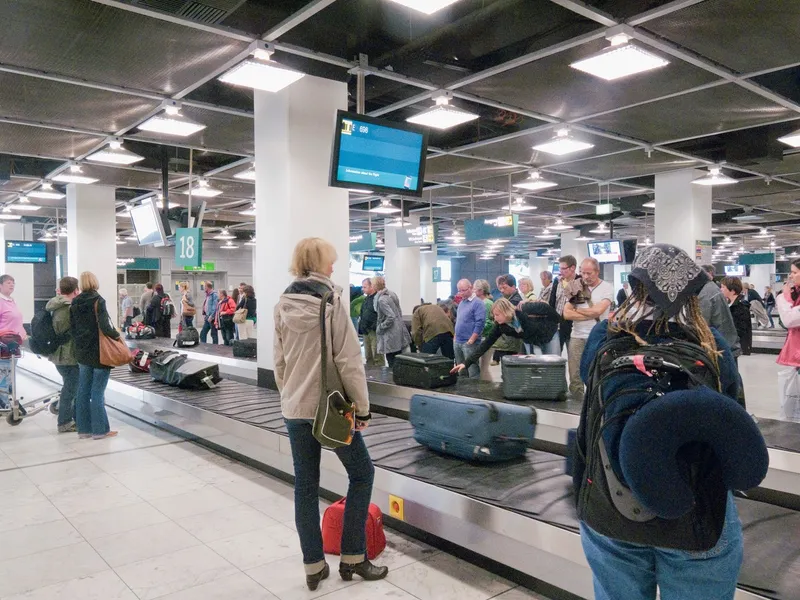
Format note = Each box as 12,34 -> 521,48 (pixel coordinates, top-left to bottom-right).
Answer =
362,255 -> 385,272
6,241 -> 47,264
335,116 -> 425,193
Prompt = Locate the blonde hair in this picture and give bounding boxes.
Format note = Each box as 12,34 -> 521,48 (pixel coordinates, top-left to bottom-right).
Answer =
79,271 -> 99,292
492,297 -> 516,322
518,277 -> 533,293
474,279 -> 490,296
372,276 -> 386,291
179,282 -> 189,292
289,237 -> 337,277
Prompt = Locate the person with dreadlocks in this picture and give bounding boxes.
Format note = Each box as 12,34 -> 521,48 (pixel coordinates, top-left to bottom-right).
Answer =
573,243 -> 764,600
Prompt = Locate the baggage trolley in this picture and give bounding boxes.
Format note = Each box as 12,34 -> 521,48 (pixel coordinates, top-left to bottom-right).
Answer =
0,349 -> 60,426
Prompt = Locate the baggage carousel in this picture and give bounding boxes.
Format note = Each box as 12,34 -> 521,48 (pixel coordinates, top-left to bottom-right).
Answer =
17,350 -> 800,600
752,328 -> 787,354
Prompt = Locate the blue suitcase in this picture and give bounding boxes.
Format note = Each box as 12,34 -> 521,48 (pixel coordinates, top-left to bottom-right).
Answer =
409,394 -> 536,462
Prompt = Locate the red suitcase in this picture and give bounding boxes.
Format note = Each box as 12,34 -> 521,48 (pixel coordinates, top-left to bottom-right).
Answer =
321,498 -> 386,559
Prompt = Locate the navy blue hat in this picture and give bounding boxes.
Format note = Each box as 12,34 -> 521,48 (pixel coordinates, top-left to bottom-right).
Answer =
627,244 -> 709,319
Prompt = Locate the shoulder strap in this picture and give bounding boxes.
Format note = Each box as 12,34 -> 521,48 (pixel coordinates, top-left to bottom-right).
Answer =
319,291 -> 332,410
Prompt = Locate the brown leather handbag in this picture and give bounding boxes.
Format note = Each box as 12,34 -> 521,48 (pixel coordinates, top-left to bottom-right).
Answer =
95,301 -> 131,368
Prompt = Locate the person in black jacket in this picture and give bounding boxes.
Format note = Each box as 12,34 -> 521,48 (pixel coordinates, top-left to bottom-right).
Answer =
721,277 -> 752,357
70,272 -> 121,440
147,283 -> 173,339
451,297 -> 561,374
237,284 -> 258,340
616,283 -> 630,308
358,277 -> 382,367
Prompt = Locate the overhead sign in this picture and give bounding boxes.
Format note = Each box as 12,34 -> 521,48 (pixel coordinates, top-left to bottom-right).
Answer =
396,224 -> 438,247
432,266 -> 442,282
175,228 -> 203,269
464,214 -> 518,241
183,261 -> 216,272
739,253 -> 775,265
116,257 -> 161,270
349,232 -> 377,252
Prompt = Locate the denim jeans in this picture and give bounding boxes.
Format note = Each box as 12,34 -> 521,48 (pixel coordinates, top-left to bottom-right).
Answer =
421,332 -> 455,359
55,364 -> 79,427
454,340 -> 481,379
581,494 -> 743,600
285,419 -> 375,568
220,316 -> 235,346
200,319 -> 218,344
183,316 -> 194,329
524,331 -> 561,356
75,365 -> 112,437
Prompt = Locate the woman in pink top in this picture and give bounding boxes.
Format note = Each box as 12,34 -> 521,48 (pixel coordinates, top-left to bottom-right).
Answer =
0,275 -> 26,339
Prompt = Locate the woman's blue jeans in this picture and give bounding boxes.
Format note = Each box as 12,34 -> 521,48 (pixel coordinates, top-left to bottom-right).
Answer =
581,494 -> 743,600
75,365 -> 112,436
285,419 -> 375,568
524,331 -> 561,356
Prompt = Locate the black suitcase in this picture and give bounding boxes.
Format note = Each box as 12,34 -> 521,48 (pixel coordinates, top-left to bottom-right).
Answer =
392,352 -> 456,389
174,326 -> 200,348
501,355 -> 568,401
232,339 -> 257,359
150,351 -> 222,390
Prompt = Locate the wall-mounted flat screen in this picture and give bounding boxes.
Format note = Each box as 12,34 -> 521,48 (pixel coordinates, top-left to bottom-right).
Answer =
362,255 -> 385,272
131,198 -> 170,247
724,265 -> 746,276
329,110 -> 428,197
587,239 -> 624,264
6,241 -> 47,264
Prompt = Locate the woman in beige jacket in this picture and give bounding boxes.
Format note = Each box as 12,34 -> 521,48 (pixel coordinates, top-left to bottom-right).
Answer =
274,237 -> 387,591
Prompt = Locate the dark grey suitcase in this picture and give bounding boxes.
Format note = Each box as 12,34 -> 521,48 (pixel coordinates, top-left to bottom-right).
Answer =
501,355 -> 568,401
392,353 -> 456,389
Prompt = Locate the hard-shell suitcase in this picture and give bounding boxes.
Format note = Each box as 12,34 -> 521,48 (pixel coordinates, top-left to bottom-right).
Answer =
150,351 -> 222,390
322,498 -> 386,559
409,394 -> 536,462
392,352 -> 455,389
232,338 -> 257,359
501,354 -> 568,401
173,326 -> 199,348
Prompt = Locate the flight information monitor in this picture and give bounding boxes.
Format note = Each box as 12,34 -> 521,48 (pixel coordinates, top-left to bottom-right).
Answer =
6,241 -> 47,264
587,239 -> 624,264
329,110 -> 428,197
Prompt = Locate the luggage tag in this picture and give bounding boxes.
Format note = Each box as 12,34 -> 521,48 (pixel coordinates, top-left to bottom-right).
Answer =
139,352 -> 149,367
201,376 -> 217,389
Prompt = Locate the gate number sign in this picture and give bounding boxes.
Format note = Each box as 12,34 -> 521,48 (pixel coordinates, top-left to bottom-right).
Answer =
175,228 -> 203,268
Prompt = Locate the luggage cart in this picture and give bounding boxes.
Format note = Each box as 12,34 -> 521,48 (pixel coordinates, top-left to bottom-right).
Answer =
0,348 -> 60,426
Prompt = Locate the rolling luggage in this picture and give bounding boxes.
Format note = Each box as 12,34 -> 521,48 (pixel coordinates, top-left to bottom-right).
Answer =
173,326 -> 199,348
501,355 -> 568,401
150,351 -> 222,390
322,498 -> 386,559
232,338 -> 257,359
409,394 -> 536,462
392,352 -> 455,389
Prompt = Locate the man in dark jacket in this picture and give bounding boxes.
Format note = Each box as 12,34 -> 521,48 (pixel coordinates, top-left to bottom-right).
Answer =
147,284 -> 172,339
497,274 -> 523,306
359,278 -> 382,367
47,276 -> 80,433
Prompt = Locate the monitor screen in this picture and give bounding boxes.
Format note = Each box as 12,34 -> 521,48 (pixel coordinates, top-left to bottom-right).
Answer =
551,263 -> 561,274
5,240 -> 47,264
130,198 -> 169,247
329,110 -> 428,197
362,255 -> 385,272
724,265 -> 745,276
587,239 -> 624,264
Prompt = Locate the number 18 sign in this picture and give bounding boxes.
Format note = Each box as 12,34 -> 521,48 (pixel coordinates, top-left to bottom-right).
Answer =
175,228 -> 203,269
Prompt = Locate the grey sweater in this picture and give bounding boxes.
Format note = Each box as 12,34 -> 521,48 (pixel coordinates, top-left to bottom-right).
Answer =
698,281 -> 741,354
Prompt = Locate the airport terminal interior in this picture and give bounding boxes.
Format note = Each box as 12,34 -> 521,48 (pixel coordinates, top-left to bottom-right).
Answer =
1,0 -> 800,599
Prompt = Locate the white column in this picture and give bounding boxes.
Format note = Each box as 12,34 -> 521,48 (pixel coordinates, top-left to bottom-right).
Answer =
254,76 -> 348,386
528,254 -> 549,296
655,169 -> 712,260
560,230 -> 588,265
384,216 -> 421,314
66,184 -> 118,325
419,245 -> 438,304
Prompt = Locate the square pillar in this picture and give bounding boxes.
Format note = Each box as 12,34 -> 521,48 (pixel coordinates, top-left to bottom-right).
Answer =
655,169 -> 712,260
384,216 -> 421,314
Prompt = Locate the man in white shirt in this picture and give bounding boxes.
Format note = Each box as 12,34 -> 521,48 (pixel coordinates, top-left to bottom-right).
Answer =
564,258 -> 614,400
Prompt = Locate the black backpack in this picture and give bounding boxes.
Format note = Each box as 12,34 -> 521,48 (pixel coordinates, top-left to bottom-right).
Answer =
29,309 -> 71,356
160,296 -> 176,319
174,326 -> 200,348
575,332 -> 728,552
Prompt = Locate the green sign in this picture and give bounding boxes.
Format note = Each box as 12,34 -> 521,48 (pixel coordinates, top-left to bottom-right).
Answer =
175,228 -> 203,269
432,266 -> 442,283
350,232 -> 377,252
184,261 -> 216,272
739,253 -> 775,265
116,257 -> 161,270
464,214 -> 518,241
620,272 -> 630,284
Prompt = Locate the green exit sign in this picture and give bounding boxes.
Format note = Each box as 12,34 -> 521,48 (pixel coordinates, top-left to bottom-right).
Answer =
184,261 -> 216,272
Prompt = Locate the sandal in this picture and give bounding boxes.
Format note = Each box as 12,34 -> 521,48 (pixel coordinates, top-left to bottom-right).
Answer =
92,431 -> 119,440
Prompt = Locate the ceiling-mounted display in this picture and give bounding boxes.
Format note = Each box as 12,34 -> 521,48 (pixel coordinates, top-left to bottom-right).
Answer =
329,110 -> 428,198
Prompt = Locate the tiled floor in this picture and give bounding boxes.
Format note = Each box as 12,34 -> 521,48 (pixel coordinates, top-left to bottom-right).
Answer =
0,403 -> 550,600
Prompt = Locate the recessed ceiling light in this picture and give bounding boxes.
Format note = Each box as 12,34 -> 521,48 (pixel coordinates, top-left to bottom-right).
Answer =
52,164 -> 99,185
234,165 -> 256,181
387,0 -> 461,15
221,240 -> 239,249
116,236 -> 126,245
777,128 -> 800,148
239,203 -> 256,216
213,228 -> 236,240
39,233 -> 56,242
513,171 -> 558,191
10,200 -> 40,212
533,128 -> 594,156
550,218 -> 572,231
642,200 -> 656,208
590,223 -> 609,234
574,235 -> 594,241
370,199 -> 401,214
244,237 -> 257,246
385,218 -> 409,227
406,92 -> 478,130
27,182 -> 65,200
535,228 -> 559,239
692,166 -> 737,186
184,179 -> 222,198
138,102 -> 206,137
0,213 -> 22,220
87,139 -> 144,165
570,28 -> 669,81
219,45 -> 304,93
510,196 -> 536,212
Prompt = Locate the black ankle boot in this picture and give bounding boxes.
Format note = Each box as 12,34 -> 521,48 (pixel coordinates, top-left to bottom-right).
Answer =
339,559 -> 389,581
306,563 -> 329,591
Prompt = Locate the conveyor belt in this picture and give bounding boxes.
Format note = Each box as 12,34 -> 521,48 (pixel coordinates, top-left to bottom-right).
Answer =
103,368 -> 800,599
